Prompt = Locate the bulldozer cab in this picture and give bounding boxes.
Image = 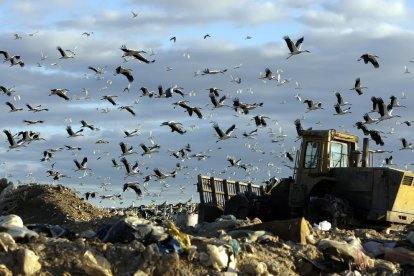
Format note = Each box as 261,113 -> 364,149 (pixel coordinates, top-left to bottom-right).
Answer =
289,129 -> 359,207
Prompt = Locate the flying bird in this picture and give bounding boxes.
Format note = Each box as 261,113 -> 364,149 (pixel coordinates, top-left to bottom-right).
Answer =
123,182 -> 142,197
120,45 -> 155,64
119,142 -> 138,156
57,46 -> 75,59
170,36 -> 176,43
253,115 -> 270,127
358,54 -> 379,68
335,92 -> 350,106
213,123 -> 237,142
334,104 -> 352,115
400,138 -> 413,150
73,157 -> 91,175
119,105 -> 136,116
304,99 -> 323,112
66,126 -> 84,138
160,121 -> 186,134
350,78 -> 367,95
3,129 -> 25,150
49,88 -> 70,101
120,157 -> 141,177
140,143 -> 160,156
369,130 -> 384,146
283,35 -> 310,59
5,101 -> 22,112
202,68 -> 227,75
101,95 -> 118,106
203,34 -> 211,39
0,50 -> 24,67
114,66 -> 134,91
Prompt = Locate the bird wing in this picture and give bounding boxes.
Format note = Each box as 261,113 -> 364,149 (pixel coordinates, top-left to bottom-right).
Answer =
295,37 -> 304,49
213,124 -> 225,137
283,36 -> 294,53
225,124 -> 236,135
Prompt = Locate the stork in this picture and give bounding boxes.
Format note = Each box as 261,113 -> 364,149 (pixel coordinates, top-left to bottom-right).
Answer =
101,95 -> 118,106
114,66 -> 134,91
5,102 -> 22,112
209,93 -> 228,109
283,35 -> 310,59
3,130 -> 25,150
213,123 -> 237,142
399,138 -> 413,150
49,88 -> 70,101
160,121 -> 186,134
259,68 -> 276,81
362,113 -> 378,124
333,104 -> 351,115
153,168 -> 176,180
123,182 -> 142,197
376,97 -> 401,122
120,157 -> 141,177
253,115 -> 270,127
119,142 -> 138,156
304,99 -> 323,112
57,46 -> 75,59
139,143 -> 160,156
335,92 -> 350,106
66,126 -> 84,138
119,105 -> 136,116
202,68 -> 227,75
120,45 -> 155,64
26,104 -> 48,112
358,54 -> 379,68
73,157 -> 91,176
349,78 -> 367,95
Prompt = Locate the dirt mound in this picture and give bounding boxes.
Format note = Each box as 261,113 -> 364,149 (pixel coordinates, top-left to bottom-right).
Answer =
0,183 -> 119,232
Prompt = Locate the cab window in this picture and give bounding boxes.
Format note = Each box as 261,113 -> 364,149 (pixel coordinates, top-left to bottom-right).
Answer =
330,142 -> 349,167
304,141 -> 320,168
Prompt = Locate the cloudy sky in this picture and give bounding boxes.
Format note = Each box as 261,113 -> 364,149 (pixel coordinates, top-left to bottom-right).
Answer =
1,0 -> 414,208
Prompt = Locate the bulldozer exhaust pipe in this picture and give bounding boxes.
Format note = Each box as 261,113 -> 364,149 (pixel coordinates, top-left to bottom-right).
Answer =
362,138 -> 369,167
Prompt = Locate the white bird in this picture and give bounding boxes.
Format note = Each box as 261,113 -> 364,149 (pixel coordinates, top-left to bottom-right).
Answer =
304,99 -> 323,112
49,88 -> 70,101
350,78 -> 367,95
283,35 -> 310,59
5,102 -> 22,112
213,123 -> 237,142
362,113 -> 378,124
376,97 -> 401,122
400,138 -> 413,150
3,130 -> 25,150
119,142 -> 138,156
335,92 -> 350,106
66,126 -> 84,138
57,46 -> 75,59
120,157 -> 141,177
333,104 -> 351,115
153,168 -> 176,180
74,157 -> 91,176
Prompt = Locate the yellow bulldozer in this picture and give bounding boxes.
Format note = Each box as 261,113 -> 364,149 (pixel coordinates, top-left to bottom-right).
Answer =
197,129 -> 414,226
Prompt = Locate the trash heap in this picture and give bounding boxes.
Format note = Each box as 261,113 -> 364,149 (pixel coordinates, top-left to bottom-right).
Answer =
0,180 -> 413,275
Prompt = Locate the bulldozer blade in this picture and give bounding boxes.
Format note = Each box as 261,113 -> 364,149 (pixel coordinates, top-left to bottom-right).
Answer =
235,217 -> 311,244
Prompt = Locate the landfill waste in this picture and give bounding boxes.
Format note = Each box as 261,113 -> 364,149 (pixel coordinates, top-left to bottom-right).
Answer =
0,182 -> 412,275
313,220 -> 332,231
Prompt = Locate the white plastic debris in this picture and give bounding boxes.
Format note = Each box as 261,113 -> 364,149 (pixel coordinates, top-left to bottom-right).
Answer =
313,220 -> 332,231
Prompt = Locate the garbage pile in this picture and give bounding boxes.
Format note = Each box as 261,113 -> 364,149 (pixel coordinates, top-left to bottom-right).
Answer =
0,180 -> 413,275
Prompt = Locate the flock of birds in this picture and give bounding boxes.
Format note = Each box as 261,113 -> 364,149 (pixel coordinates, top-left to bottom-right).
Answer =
1,17 -> 414,207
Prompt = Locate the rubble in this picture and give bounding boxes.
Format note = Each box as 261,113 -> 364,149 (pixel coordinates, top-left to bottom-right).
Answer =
0,181 -> 411,275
